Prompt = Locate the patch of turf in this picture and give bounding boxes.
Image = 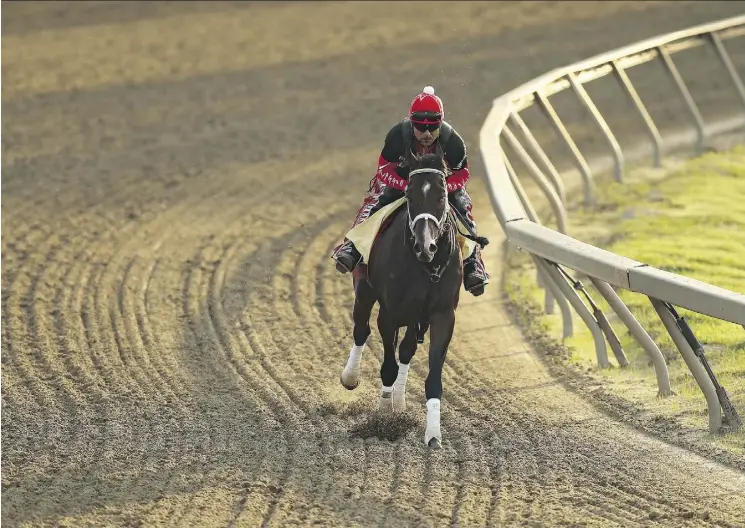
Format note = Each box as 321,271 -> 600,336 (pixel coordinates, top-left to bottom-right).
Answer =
504,146 -> 745,456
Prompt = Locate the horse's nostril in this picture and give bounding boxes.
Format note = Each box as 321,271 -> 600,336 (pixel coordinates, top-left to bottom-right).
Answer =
428,243 -> 437,254
413,243 -> 422,254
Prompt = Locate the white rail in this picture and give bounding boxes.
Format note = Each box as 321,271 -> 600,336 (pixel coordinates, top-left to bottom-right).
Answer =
480,14 -> 745,433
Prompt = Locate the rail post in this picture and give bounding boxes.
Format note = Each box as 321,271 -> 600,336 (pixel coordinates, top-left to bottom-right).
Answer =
567,72 -> 625,183
611,61 -> 663,167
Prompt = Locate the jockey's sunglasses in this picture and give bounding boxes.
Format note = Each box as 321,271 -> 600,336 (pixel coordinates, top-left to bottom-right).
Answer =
411,112 -> 442,133
413,121 -> 441,133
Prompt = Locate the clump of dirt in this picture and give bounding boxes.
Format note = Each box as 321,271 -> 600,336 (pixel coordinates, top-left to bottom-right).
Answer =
316,399 -> 420,441
349,410 -> 420,442
314,399 -> 371,418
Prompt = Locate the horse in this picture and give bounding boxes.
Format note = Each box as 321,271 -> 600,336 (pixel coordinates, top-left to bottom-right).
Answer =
339,151 -> 463,449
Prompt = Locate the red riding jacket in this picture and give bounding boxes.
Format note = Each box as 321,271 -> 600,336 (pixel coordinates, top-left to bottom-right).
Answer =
376,119 -> 469,193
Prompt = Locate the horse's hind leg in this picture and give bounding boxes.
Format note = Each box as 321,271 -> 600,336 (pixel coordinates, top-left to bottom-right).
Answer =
340,277 -> 375,390
393,324 -> 418,411
424,309 -> 456,449
377,307 -> 399,413
416,322 -> 429,344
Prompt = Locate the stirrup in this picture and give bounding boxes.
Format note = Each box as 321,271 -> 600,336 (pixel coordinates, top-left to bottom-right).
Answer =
466,281 -> 487,296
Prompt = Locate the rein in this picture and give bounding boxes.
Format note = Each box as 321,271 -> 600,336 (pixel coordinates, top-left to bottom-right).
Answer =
450,206 -> 490,249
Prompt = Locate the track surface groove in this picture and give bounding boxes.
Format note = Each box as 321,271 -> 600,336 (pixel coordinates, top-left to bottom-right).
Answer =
4,1 -> 745,526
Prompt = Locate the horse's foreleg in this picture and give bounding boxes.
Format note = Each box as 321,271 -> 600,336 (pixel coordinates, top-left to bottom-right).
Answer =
424,309 -> 456,449
377,307 -> 399,413
393,324 -> 418,411
340,279 -> 375,390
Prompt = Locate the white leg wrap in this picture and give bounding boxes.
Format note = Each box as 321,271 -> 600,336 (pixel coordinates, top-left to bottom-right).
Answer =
340,344 -> 365,389
392,363 -> 409,411
425,398 -> 442,447
379,385 -> 394,412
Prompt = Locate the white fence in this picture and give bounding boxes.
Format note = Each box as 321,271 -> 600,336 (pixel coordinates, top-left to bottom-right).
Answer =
479,14 -> 745,433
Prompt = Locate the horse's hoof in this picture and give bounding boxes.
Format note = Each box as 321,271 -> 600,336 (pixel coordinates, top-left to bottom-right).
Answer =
340,374 -> 359,390
379,390 -> 393,413
427,437 -> 442,449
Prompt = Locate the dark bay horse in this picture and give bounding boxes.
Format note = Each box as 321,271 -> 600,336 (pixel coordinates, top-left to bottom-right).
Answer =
339,152 -> 462,448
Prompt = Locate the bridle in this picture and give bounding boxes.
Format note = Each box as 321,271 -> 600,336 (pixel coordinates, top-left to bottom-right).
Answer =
405,167 -> 456,282
406,168 -> 449,237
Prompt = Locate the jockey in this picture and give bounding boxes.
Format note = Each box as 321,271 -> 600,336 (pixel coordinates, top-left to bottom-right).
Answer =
331,86 -> 490,296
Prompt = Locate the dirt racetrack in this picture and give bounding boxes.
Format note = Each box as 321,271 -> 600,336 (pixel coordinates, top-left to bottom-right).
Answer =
4,1 -> 745,526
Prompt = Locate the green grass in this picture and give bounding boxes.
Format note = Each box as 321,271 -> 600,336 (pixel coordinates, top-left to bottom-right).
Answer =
505,145 -> 745,456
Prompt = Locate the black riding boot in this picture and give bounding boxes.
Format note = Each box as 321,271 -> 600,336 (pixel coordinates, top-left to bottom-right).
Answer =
333,240 -> 362,274
463,247 -> 489,296
449,188 -> 490,296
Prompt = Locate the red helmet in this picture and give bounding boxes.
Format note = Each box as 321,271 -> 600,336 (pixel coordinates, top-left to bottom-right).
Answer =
409,86 -> 444,125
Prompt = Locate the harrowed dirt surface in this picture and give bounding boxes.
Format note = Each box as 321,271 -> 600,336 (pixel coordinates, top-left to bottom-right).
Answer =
3,1 -> 745,526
